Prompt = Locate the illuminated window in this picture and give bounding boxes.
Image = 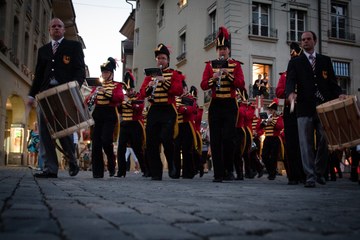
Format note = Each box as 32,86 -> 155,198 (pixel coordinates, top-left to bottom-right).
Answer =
178,0 -> 187,8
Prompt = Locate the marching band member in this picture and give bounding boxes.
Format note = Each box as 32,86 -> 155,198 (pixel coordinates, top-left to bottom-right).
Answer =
116,71 -> 147,177
276,42 -> 305,185
140,43 -> 184,180
286,31 -> 345,187
234,89 -> 247,180
243,92 -> 260,179
201,26 -> 245,182
191,86 -> 205,177
260,98 -> 284,180
86,57 -> 124,178
174,81 -> 197,179
28,18 -> 85,178
250,111 -> 265,177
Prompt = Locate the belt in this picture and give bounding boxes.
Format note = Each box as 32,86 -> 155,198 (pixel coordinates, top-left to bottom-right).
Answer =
49,77 -> 59,86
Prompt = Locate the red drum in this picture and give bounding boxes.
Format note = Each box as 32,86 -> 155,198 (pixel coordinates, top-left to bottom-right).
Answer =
36,81 -> 94,139
316,95 -> 360,150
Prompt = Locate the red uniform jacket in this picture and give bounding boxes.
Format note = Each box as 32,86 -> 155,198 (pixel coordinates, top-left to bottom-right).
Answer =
201,58 -> 245,98
140,67 -> 184,104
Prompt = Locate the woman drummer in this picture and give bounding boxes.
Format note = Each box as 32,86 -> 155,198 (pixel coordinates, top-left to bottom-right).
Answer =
86,57 -> 124,178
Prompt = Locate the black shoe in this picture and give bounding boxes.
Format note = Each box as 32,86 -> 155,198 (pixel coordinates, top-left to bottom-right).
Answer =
34,171 -> 57,178
245,172 -> 256,179
316,176 -> 326,185
287,180 -> 299,185
257,169 -> 264,178
151,176 -> 162,181
109,170 -> 115,177
212,178 -> 223,183
199,168 -> 204,178
304,181 -> 316,188
116,171 -> 126,178
69,163 -> 79,177
267,175 -> 276,180
235,172 -> 244,180
169,169 -> 179,179
224,172 -> 235,181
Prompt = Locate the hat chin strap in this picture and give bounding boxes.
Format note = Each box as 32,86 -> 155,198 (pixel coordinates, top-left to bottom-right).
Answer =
104,73 -> 113,82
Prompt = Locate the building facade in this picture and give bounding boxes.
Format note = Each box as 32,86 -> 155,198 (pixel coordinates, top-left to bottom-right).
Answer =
121,0 -> 360,109
0,0 -> 85,166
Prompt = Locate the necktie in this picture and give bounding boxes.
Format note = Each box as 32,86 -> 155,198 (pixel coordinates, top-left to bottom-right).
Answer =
310,54 -> 316,72
52,41 -> 59,54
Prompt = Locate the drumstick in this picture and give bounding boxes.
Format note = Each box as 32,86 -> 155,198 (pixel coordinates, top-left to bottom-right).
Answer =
290,99 -> 295,113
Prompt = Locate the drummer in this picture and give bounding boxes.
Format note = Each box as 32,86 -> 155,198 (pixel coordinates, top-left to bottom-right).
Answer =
286,31 -> 346,188
27,18 -> 85,178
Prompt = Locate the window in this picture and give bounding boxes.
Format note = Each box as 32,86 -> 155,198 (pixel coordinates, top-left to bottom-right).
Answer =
333,61 -> 350,77
0,0 -> 6,40
177,31 -> 186,62
178,0 -> 187,8
330,2 -> 354,40
210,9 -> 216,36
251,63 -> 273,99
204,5 -> 217,47
289,9 -> 306,41
158,3 -> 164,28
135,28 -> 139,47
252,2 -> 270,37
10,16 -> 20,66
23,32 -> 29,66
333,61 -> 350,94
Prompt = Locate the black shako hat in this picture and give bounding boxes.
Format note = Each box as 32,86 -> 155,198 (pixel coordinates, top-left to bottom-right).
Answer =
216,26 -> 230,49
268,98 -> 279,110
154,43 -> 170,58
122,71 -> 135,90
100,57 -> 117,72
290,42 -> 302,58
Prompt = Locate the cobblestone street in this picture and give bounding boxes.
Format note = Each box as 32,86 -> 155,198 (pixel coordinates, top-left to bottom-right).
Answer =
0,167 -> 359,240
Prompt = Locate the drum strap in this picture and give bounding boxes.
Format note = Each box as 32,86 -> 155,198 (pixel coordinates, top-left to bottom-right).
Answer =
53,139 -> 73,161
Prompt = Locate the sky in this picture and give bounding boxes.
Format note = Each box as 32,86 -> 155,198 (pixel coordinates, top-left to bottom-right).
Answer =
73,0 -> 134,81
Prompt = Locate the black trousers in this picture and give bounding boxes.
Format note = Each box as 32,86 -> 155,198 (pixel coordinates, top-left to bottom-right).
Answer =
91,106 -> 117,177
283,105 -> 305,182
208,98 -> 238,179
174,122 -> 195,178
262,136 -> 280,177
117,121 -> 146,176
146,104 -> 177,179
234,127 -> 245,176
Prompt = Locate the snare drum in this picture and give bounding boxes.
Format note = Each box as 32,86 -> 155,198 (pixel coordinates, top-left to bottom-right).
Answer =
316,95 -> 360,150
36,81 -> 94,139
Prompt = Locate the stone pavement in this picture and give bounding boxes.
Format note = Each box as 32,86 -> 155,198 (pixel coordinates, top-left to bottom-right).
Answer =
0,167 -> 359,240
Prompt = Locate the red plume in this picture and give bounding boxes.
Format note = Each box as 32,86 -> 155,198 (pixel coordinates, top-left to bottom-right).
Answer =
273,98 -> 279,105
217,26 -> 229,40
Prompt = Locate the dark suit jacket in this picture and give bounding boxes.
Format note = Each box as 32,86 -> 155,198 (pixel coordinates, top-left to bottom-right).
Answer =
285,53 -> 342,117
29,39 -> 85,97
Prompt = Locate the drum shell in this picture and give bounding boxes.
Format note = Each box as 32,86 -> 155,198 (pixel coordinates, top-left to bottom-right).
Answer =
316,95 -> 360,150
36,81 -> 94,139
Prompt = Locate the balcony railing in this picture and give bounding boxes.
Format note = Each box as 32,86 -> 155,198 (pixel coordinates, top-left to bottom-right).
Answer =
204,31 -> 217,47
176,52 -> 186,62
328,29 -> 355,41
249,25 -> 278,38
248,84 -> 276,100
0,39 -> 9,55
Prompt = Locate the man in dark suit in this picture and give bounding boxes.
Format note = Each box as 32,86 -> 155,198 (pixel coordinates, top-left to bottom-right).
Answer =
27,18 -> 85,178
286,31 -> 345,187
